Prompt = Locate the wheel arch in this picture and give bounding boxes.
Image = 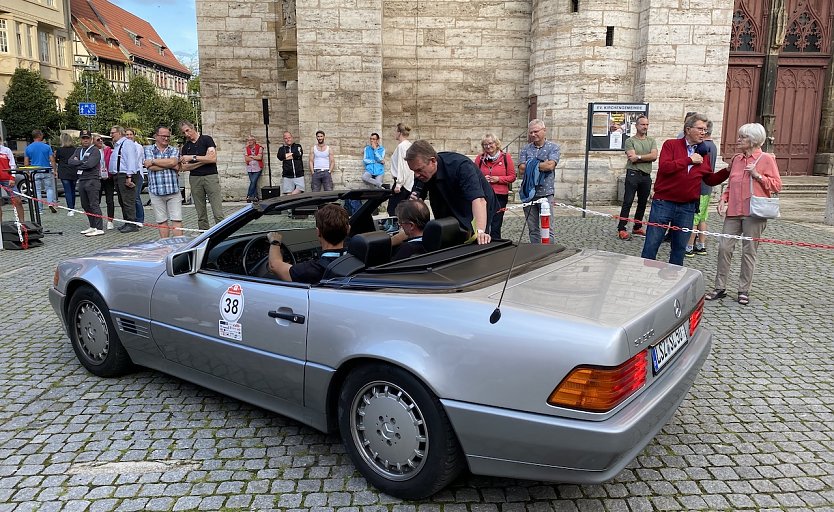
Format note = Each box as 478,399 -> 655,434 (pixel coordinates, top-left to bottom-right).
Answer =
323,356 -> 453,436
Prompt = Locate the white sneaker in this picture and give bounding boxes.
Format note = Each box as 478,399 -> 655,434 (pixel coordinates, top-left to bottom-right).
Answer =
85,229 -> 105,237
106,221 -> 114,230
67,210 -> 75,217
80,227 -> 95,234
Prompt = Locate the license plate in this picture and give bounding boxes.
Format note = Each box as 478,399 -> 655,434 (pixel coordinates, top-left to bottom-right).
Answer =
651,323 -> 688,374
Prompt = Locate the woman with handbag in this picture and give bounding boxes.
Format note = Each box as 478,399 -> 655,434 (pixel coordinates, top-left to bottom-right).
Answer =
474,133 -> 516,239
244,135 -> 264,202
705,123 -> 782,305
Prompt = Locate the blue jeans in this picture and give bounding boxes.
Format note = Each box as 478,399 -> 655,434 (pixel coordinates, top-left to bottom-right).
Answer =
247,171 -> 262,198
641,199 -> 698,266
34,173 -> 56,212
61,179 -> 77,210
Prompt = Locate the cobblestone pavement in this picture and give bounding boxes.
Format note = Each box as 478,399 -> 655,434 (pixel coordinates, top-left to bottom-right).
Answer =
1,195 -> 833,511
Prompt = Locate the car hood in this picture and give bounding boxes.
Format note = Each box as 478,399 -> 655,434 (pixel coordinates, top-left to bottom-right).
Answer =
494,249 -> 702,328
86,237 -> 194,263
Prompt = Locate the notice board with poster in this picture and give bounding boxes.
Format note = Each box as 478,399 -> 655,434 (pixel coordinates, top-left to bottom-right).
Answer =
587,103 -> 649,151
581,102 -> 650,216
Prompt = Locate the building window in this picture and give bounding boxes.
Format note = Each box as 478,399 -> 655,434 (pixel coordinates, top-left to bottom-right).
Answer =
0,20 -> 8,54
15,23 -> 22,55
39,31 -> 50,63
56,35 -> 66,66
25,24 -> 33,58
605,26 -> 614,46
571,0 -> 579,13
44,0 -> 55,6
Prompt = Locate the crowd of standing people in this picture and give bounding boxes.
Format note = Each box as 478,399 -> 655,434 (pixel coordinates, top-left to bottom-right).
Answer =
1,113 -> 785,304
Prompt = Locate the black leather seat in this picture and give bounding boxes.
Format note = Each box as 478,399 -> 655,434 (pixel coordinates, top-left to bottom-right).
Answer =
422,217 -> 469,252
347,231 -> 391,267
321,231 -> 391,280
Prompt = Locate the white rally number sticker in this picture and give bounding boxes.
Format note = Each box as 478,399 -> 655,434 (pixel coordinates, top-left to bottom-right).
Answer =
220,284 -> 244,323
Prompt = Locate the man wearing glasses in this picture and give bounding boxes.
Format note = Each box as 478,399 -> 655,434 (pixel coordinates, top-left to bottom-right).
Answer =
362,133 -> 385,188
640,113 -> 730,265
518,119 -> 560,244
144,126 -> 182,238
406,139 -> 496,245
109,126 -> 140,233
179,121 -> 225,230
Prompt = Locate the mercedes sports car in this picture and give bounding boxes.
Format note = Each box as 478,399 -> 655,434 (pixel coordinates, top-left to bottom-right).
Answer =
49,189 -> 711,499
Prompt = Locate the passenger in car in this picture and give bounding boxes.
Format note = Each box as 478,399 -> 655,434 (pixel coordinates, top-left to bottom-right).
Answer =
406,139 -> 496,245
391,200 -> 429,261
267,203 -> 349,283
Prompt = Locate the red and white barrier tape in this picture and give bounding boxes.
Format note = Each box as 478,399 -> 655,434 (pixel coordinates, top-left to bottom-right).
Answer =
1,184 -> 206,234
500,198 -> 834,250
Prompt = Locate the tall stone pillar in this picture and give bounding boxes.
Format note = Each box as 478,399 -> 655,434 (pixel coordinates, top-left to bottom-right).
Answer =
814,17 -> 834,175
296,0 -> 383,188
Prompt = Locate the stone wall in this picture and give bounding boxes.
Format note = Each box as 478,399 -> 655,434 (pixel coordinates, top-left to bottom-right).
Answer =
198,0 -> 734,202
531,0 -> 733,203
197,0 -> 294,197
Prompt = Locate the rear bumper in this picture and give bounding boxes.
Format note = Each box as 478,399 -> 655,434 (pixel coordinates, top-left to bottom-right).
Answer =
442,328 -> 712,484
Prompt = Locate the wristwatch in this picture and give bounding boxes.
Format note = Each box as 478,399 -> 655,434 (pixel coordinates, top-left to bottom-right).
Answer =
269,240 -> 282,246
477,229 -> 485,235
190,156 -> 198,163
636,155 -> 641,161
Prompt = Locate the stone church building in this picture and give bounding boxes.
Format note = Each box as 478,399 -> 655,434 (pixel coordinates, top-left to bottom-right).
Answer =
196,0 -> 833,201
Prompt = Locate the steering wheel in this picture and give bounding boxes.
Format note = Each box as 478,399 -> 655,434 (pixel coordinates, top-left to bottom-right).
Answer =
242,235 -> 295,277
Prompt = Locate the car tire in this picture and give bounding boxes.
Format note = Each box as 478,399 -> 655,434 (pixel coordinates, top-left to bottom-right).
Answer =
338,364 -> 464,499
68,286 -> 133,377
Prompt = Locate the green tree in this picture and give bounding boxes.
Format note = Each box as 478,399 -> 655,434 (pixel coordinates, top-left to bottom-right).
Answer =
63,72 -> 123,134
0,69 -> 60,140
160,95 -> 196,131
120,75 -> 159,134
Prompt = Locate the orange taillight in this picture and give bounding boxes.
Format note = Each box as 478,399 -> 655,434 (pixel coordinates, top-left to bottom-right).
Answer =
690,297 -> 704,336
547,350 -> 648,412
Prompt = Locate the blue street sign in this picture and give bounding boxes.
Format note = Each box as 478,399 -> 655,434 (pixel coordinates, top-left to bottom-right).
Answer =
79,102 -> 97,117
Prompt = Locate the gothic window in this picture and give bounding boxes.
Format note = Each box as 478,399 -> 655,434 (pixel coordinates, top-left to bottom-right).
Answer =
783,13 -> 822,52
730,10 -> 756,51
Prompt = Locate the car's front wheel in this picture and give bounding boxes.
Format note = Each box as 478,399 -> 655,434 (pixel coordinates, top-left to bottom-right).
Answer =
68,286 -> 133,377
338,364 -> 464,499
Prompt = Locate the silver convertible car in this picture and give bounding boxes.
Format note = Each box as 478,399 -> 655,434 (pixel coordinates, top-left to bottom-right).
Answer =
49,189 -> 711,499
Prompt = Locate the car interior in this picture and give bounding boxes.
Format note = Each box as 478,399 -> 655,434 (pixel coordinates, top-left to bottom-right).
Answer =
198,190 -> 571,289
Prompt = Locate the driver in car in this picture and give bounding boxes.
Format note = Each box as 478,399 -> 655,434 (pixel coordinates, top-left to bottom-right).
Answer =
267,203 -> 349,283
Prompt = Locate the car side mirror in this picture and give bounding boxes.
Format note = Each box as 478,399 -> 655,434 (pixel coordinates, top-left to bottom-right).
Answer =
166,239 -> 208,276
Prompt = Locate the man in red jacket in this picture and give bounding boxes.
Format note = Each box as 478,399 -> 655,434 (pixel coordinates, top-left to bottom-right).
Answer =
641,113 -> 730,265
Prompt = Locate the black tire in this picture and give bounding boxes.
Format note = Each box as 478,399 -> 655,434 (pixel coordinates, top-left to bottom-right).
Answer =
67,286 -> 133,377
338,364 -> 464,499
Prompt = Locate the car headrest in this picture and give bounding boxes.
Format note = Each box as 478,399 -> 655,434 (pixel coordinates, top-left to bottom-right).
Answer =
423,217 -> 469,252
347,231 -> 392,267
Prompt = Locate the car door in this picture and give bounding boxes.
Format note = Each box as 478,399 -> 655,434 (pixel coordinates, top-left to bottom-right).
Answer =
150,272 -> 309,404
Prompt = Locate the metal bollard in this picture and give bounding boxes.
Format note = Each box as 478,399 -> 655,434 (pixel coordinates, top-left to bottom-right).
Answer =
540,199 -> 551,244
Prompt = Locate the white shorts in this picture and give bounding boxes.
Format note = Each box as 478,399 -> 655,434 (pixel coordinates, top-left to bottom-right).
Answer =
282,177 -> 305,194
150,193 -> 182,223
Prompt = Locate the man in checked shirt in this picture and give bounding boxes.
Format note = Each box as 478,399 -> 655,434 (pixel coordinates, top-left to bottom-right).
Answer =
143,125 -> 182,238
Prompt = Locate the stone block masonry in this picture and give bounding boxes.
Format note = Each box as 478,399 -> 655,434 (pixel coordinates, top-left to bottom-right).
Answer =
198,1 -> 733,202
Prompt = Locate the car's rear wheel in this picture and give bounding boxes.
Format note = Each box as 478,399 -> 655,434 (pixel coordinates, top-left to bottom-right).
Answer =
338,364 -> 464,499
68,286 -> 133,377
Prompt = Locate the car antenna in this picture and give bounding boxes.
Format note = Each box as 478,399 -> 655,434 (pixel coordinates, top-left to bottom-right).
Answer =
490,201 -> 537,324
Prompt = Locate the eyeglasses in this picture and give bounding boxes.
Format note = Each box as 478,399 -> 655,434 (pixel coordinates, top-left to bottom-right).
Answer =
157,134 -> 171,138
482,142 -> 496,147
689,127 -> 707,133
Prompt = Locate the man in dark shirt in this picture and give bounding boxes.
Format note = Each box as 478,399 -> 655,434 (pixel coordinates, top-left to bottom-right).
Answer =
179,121 -> 225,230
278,131 -> 304,195
406,139 -> 496,245
641,113 -> 729,265
392,199 -> 430,260
268,203 -> 349,283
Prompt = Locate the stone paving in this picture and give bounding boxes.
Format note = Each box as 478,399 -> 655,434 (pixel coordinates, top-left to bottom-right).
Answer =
1,193 -> 833,511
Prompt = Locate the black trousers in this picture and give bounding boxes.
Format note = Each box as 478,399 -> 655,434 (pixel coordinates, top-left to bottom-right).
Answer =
100,177 -> 115,219
79,179 -> 103,230
115,174 -> 136,222
618,170 -> 652,232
